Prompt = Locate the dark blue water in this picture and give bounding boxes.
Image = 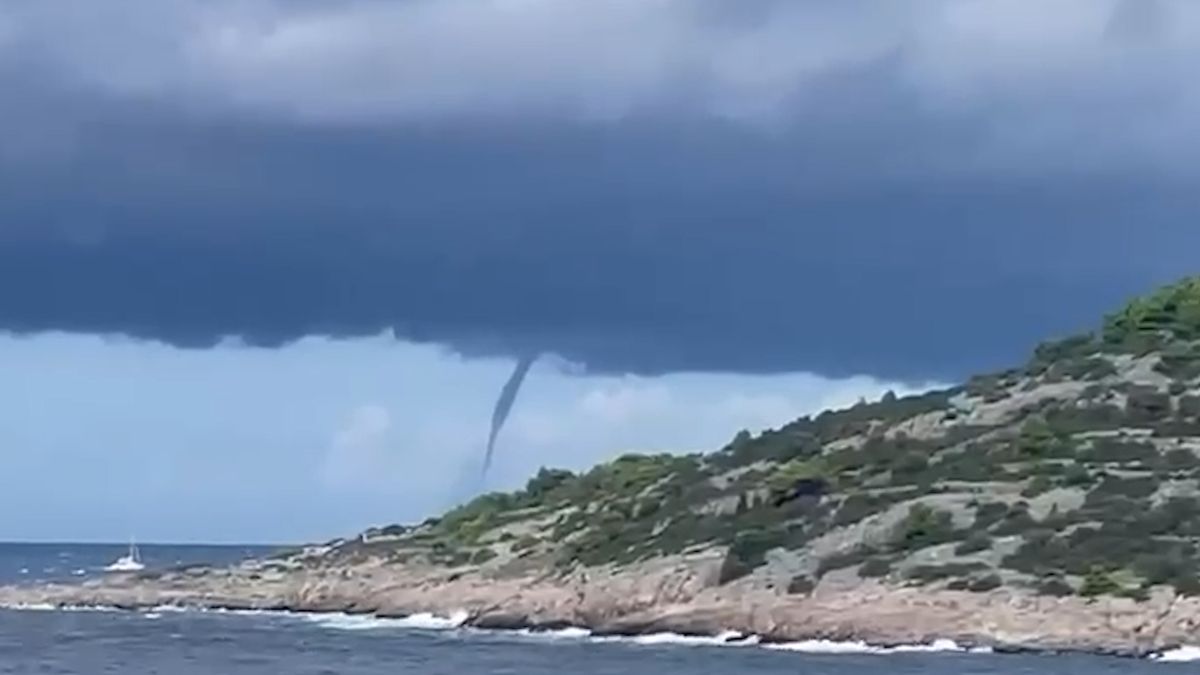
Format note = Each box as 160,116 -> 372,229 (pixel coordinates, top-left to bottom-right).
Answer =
0,545 -> 1194,673
0,542 -> 277,585
0,607 -> 1192,674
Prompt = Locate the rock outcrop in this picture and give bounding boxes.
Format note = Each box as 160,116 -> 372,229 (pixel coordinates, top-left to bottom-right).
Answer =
3,551 -> 1200,657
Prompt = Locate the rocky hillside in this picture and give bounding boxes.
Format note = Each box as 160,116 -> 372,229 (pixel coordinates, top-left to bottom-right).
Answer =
307,277 -> 1200,603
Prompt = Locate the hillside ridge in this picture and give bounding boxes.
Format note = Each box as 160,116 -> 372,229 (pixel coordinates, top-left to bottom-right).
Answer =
308,276 -> 1200,602
8,278 -> 1200,656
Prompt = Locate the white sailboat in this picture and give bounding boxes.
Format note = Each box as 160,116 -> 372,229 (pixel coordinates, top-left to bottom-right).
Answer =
105,539 -> 145,572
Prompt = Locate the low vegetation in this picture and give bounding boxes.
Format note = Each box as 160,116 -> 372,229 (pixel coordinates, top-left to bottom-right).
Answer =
323,278 -> 1200,601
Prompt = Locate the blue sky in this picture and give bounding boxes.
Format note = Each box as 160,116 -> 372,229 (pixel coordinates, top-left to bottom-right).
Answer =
0,334 -> 933,543
0,0 -> 1198,542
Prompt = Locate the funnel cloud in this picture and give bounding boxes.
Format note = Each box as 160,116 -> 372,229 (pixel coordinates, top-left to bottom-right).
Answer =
481,354 -> 538,480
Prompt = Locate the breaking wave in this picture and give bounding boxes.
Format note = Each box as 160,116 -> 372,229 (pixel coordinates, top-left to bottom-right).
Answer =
767,638 -> 990,655
278,611 -> 982,655
11,602 -> 1194,662
1152,646 -> 1200,662
501,626 -> 990,655
594,630 -> 760,647
0,603 -> 122,613
300,610 -> 470,632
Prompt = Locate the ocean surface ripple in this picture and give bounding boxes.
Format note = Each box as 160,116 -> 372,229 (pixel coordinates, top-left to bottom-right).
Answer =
0,544 -> 1195,673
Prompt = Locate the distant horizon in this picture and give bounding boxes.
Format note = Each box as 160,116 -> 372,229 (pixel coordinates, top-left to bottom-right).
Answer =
0,540 -> 293,548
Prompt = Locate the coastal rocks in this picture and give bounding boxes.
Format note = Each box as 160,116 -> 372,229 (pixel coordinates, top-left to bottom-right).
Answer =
468,611 -> 534,631
591,611 -> 727,639
467,610 -> 576,633
2,556 -> 1200,658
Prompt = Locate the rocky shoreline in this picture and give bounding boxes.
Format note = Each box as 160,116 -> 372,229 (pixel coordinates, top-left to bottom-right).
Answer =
2,553 -> 1199,659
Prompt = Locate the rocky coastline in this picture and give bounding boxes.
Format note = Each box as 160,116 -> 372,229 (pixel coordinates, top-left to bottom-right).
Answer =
2,552 -> 1199,659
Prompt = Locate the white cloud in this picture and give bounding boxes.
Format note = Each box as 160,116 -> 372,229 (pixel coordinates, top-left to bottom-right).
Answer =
2,0 -> 1199,164
489,370 -> 944,489
0,333 -> 948,542
578,380 -> 673,423
321,403 -> 393,489
719,392 -> 812,431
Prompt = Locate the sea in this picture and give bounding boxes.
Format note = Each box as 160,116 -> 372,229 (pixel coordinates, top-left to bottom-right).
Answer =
0,543 -> 1196,674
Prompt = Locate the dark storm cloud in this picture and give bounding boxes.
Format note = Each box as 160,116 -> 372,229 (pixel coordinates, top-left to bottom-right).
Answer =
0,0 -> 1199,380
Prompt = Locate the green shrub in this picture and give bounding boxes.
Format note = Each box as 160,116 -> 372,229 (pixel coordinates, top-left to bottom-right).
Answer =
1085,476 -> 1158,503
968,574 -> 1003,592
1154,419 -> 1200,438
1021,475 -> 1054,498
1165,448 -> 1200,470
1050,357 -> 1117,382
891,452 -> 930,477
768,458 -> 828,491
817,546 -> 875,577
1046,404 -> 1125,435
1080,567 -> 1121,597
1032,461 -> 1069,477
729,528 -> 784,566
859,558 -> 893,578
717,550 -> 754,584
1133,551 -> 1195,587
1001,530 -> 1071,575
1179,395 -> 1200,419
833,493 -> 890,526
972,502 -> 1009,529
717,528 -> 785,584
1155,344 -> 1200,381
1080,439 -> 1160,465
1037,576 -> 1075,597
437,493 -> 517,543
1140,497 -> 1200,536
966,374 -> 1009,401
512,535 -> 540,552
905,562 -> 986,583
1062,463 -> 1093,487
1030,335 -> 1097,373
936,451 -> 996,482
992,504 -> 1037,536
1120,586 -> 1150,602
1126,388 -> 1173,423
894,504 -> 958,550
1015,419 -> 1075,459
471,548 -> 498,565
1102,277 -> 1200,347
635,498 -> 662,519
786,575 -> 815,595
1174,574 -> 1200,596
955,532 -> 993,556
523,467 -> 577,502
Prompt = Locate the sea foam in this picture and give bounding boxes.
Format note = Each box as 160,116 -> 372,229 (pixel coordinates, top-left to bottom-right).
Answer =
591,630 -> 760,647
0,602 -> 984,656
0,602 -> 1106,660
1153,646 -> 1200,662
0,603 -> 121,613
766,638 -> 988,655
514,626 -> 593,640
301,610 -> 469,632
